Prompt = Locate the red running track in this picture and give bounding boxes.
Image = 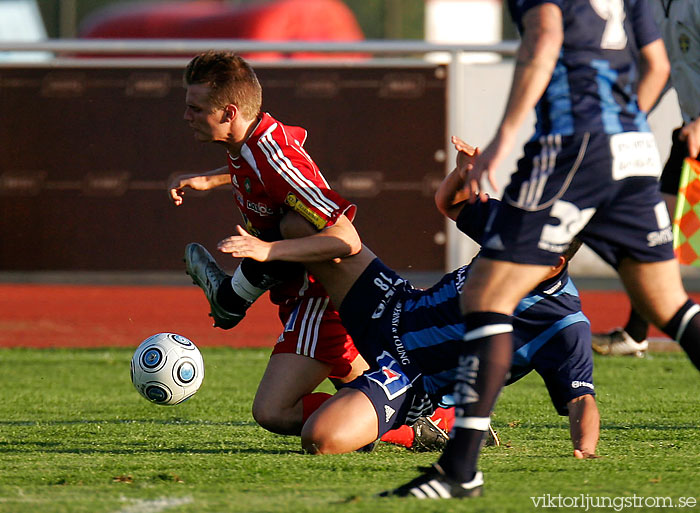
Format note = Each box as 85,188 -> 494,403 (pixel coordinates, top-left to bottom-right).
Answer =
0,284 -> 278,348
0,284 -> 692,348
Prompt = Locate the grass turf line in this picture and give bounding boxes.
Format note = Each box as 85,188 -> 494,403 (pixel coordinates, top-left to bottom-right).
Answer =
0,348 -> 697,513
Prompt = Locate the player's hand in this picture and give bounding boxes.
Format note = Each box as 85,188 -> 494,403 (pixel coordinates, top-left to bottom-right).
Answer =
167,176 -> 189,206
217,226 -> 273,262
680,118 -> 700,159
464,148 -> 497,203
574,449 -> 600,459
452,135 -> 477,172
451,136 -> 490,203
167,174 -> 216,206
463,134 -> 512,203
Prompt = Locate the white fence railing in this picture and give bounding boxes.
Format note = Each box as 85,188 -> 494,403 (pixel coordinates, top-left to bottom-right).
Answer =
0,38 -> 519,56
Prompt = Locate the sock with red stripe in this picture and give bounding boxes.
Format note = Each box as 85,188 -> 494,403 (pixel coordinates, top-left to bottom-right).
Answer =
301,392 -> 332,423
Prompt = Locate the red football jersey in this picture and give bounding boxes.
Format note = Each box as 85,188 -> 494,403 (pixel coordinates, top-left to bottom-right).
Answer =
227,112 -> 355,305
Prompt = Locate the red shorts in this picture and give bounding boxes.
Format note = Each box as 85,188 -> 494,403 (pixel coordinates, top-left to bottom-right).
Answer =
272,296 -> 359,379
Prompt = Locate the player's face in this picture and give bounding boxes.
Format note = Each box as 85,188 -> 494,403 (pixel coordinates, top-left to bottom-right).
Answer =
184,84 -> 229,143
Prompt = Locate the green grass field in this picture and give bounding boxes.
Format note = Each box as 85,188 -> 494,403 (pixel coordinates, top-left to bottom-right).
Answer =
0,347 -> 698,513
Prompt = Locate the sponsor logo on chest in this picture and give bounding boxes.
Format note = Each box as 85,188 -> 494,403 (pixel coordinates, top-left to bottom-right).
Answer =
246,200 -> 275,216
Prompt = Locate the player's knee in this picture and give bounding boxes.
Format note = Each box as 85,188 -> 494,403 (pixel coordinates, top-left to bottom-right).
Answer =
251,401 -> 297,435
301,433 -> 343,455
301,421 -> 327,454
301,423 -> 345,455
251,401 -> 274,430
301,430 -> 325,454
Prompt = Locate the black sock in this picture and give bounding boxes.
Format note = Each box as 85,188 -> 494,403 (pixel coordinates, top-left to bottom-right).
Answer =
240,258 -> 303,290
216,258 -> 303,314
662,299 -> 700,372
437,312 -> 513,482
215,277 -> 250,313
624,307 -> 649,342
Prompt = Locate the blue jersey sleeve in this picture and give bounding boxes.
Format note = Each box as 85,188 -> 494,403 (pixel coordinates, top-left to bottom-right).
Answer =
530,323 -> 595,416
455,198 -> 500,245
508,0 -> 562,32
630,0 -> 661,49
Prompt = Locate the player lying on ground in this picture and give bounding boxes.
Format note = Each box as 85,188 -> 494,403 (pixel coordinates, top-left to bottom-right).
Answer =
216,140 -> 600,460
170,51 -> 451,452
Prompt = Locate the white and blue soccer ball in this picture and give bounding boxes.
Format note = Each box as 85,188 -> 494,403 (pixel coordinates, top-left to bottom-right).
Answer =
130,333 -> 204,405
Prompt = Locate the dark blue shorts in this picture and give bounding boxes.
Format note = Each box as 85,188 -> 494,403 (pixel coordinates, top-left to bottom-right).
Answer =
339,260 -> 434,436
338,258 -> 414,368
482,131 -> 675,268
343,352 -> 421,437
338,258 -> 594,423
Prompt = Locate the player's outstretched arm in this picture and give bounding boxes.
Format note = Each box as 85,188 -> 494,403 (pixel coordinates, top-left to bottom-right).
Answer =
217,214 -> 361,263
168,166 -> 230,205
464,3 -> 562,202
567,394 -> 600,459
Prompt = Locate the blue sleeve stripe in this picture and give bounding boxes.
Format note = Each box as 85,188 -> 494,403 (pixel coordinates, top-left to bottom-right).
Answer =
512,311 -> 590,366
402,323 -> 464,351
514,278 -> 580,315
562,278 -> 579,296
403,282 -> 458,312
514,293 -> 545,315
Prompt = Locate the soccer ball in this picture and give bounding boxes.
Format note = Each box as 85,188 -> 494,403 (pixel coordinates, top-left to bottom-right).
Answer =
130,333 -> 204,405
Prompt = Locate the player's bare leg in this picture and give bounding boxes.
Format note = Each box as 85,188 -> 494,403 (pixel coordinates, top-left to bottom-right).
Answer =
593,192 -> 679,357
301,388 -> 379,454
619,258 -> 687,327
252,353 -> 366,435
460,259 -> 553,314
279,211 -> 376,309
619,258 -> 700,371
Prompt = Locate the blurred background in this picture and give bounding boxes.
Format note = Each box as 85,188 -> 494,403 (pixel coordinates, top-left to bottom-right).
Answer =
0,0 -> 691,349
32,0 -> 517,40
0,0 -> 684,280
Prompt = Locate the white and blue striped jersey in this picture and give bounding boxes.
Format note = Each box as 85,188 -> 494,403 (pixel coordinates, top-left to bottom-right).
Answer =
508,0 -> 661,137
